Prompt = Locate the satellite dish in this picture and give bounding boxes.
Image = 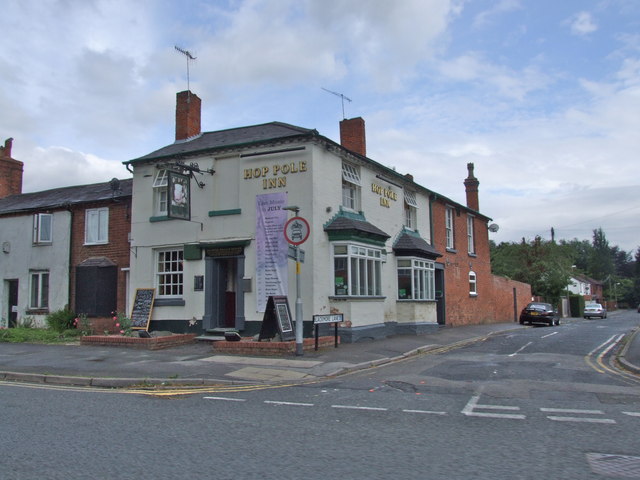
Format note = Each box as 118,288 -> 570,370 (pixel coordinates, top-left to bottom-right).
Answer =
488,223 -> 500,233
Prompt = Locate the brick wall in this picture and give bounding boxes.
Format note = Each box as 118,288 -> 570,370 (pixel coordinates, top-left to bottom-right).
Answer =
431,197 -> 531,326
0,138 -> 23,198
69,198 -> 131,316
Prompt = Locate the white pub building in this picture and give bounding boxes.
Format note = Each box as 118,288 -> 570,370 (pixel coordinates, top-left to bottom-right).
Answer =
124,91 -> 455,342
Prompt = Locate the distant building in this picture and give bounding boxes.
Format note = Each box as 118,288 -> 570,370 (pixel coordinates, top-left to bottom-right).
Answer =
568,274 -> 604,303
0,140 -> 131,328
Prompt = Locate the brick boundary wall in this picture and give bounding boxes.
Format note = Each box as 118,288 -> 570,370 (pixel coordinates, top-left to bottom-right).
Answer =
213,337 -> 339,356
80,334 -> 196,350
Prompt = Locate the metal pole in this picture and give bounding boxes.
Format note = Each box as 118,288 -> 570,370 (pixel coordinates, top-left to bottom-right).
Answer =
295,249 -> 303,356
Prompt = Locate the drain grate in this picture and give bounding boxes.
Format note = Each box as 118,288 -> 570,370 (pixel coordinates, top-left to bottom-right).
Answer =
587,453 -> 640,478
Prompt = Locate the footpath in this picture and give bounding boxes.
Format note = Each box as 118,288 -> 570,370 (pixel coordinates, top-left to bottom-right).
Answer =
1,316 -> 639,388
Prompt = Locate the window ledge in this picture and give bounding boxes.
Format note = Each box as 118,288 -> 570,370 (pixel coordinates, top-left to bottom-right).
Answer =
446,248 -> 457,253
154,298 -> 186,307
468,252 -> 477,258
469,293 -> 478,298
397,299 -> 436,303
25,309 -> 49,315
149,215 -> 173,222
329,296 -> 386,301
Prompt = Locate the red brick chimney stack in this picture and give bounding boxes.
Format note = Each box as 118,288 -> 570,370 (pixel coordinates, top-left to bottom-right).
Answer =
175,90 -> 202,141
339,117 -> 366,157
464,162 -> 480,211
0,138 -> 24,198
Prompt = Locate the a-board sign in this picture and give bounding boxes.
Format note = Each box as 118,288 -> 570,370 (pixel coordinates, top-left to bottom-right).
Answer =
130,288 -> 155,331
258,295 -> 295,342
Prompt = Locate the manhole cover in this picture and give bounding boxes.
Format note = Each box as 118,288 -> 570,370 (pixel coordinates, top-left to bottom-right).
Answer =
587,453 -> 640,478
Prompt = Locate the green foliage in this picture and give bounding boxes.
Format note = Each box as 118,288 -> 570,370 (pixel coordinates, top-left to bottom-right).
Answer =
73,313 -> 93,336
112,311 -> 133,336
589,228 -> 615,280
491,236 -> 572,303
45,308 -> 76,334
0,327 -> 80,343
569,295 -> 585,317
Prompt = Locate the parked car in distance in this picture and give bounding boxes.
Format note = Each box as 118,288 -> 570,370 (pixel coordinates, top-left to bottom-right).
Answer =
584,303 -> 607,319
519,302 -> 560,326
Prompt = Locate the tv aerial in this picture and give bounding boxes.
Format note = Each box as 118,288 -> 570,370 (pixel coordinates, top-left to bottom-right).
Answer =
175,45 -> 196,91
322,87 -> 352,119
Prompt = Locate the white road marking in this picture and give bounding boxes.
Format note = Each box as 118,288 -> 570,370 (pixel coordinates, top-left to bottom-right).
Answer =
541,331 -> 558,339
508,342 -> 533,357
588,335 -> 618,356
332,405 -> 388,411
547,416 -> 616,424
402,409 -> 447,415
622,412 -> 640,417
541,408 -> 604,414
264,400 -> 314,407
462,395 -> 525,419
540,407 -> 615,424
203,396 -> 247,402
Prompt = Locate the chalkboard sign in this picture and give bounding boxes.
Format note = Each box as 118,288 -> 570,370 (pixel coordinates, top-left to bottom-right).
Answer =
259,296 -> 295,341
130,288 -> 155,331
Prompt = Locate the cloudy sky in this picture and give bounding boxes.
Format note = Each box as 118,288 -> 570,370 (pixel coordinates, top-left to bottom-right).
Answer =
2,0 -> 639,252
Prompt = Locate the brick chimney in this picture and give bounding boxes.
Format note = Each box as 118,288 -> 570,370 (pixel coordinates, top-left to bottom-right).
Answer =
339,117 -> 366,157
0,138 -> 23,198
175,90 -> 201,141
464,162 -> 480,211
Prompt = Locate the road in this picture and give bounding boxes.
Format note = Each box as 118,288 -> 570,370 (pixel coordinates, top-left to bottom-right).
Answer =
1,312 -> 639,479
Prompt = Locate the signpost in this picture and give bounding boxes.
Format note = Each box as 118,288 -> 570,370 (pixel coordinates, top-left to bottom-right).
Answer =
312,313 -> 343,350
283,207 -> 309,356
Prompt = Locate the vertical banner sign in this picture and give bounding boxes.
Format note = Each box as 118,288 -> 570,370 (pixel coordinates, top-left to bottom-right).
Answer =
167,171 -> 191,220
256,193 -> 288,312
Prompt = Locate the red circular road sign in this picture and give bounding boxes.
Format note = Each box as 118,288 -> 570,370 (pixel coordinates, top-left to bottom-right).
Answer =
284,216 -> 310,245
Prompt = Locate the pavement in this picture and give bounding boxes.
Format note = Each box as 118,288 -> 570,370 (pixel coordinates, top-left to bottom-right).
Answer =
1,316 -> 639,389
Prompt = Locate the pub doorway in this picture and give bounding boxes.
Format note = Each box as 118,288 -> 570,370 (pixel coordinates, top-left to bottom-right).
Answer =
203,247 -> 246,332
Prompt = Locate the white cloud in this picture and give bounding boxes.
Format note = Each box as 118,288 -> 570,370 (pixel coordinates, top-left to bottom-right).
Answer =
568,11 -> 598,36
473,0 -> 522,29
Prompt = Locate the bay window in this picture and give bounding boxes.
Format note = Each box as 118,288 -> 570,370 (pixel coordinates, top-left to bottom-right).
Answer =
397,258 -> 435,300
333,244 -> 383,296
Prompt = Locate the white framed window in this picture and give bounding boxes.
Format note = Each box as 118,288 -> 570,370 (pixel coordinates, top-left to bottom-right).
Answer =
153,169 -> 168,216
85,208 -> 109,244
445,207 -> 455,249
397,258 -> 435,300
469,271 -> 477,296
33,213 -> 52,244
467,215 -> 475,254
156,248 -> 184,297
404,190 -> 418,229
333,243 -> 383,297
30,270 -> 49,309
341,162 -> 361,211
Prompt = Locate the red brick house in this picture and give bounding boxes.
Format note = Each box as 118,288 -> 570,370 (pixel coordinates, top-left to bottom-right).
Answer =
430,164 -> 531,326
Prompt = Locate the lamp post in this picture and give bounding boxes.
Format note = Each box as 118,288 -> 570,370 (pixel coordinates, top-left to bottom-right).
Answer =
283,205 -> 305,356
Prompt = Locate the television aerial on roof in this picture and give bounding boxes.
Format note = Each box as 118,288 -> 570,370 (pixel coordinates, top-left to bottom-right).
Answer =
175,45 -> 197,92
321,87 -> 352,119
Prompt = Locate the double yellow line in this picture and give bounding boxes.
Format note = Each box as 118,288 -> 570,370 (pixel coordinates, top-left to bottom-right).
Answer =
585,334 -> 639,385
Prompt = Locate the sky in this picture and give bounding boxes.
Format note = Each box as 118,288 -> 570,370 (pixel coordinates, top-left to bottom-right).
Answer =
1,0 -> 639,253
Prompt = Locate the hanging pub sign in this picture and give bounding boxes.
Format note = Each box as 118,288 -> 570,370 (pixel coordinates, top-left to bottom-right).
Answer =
167,171 -> 191,220
258,295 -> 295,342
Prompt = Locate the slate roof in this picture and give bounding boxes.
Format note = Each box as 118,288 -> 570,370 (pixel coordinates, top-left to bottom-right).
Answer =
0,178 -> 132,215
126,122 -> 318,163
323,210 -> 390,240
393,229 -> 442,259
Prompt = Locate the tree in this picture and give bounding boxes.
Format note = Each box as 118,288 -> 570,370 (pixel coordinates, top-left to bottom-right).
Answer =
589,228 -> 614,280
491,236 -> 572,304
